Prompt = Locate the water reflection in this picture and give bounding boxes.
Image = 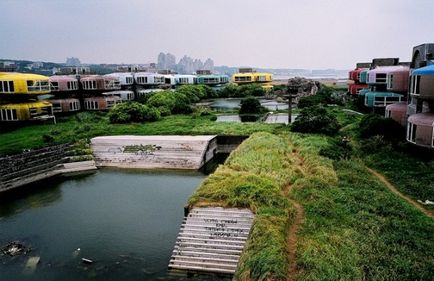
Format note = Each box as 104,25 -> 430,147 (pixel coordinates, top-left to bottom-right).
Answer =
0,169 -> 232,281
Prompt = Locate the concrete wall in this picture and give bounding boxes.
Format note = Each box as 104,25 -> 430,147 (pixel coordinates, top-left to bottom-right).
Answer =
91,135 -> 218,170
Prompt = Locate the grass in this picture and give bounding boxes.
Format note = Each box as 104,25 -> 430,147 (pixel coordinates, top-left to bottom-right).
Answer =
363,145 -> 434,211
292,155 -> 434,280
188,132 -> 338,280
0,112 -> 288,156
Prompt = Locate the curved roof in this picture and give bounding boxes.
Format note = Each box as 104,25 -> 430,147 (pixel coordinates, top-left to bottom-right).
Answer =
385,102 -> 407,112
408,112 -> 434,126
0,101 -> 51,109
368,66 -> 409,74
412,64 -> 434,76
0,72 -> 49,81
365,91 -> 403,97
104,72 -> 134,78
49,75 -> 78,82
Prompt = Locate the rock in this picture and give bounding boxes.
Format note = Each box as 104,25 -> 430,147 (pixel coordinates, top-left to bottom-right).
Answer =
1,241 -> 29,256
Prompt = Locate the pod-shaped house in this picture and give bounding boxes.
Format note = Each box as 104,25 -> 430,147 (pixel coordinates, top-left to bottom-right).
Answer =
385,102 -> 408,126
80,75 -> 121,91
48,98 -> 81,113
0,72 -> 50,95
83,96 -> 122,111
133,72 -> 165,87
49,75 -> 79,92
104,73 -> 134,88
0,101 -> 54,121
102,90 -> 135,101
174,75 -> 197,85
406,64 -> 434,148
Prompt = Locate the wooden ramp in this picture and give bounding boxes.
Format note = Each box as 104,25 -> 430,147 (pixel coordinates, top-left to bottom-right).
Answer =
169,207 -> 254,275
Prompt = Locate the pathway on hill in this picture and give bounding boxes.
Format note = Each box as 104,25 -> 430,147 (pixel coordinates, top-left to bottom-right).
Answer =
283,149 -> 306,281
367,167 -> 434,219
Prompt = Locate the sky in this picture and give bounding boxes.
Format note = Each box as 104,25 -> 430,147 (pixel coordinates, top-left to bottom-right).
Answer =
1,0 -> 433,69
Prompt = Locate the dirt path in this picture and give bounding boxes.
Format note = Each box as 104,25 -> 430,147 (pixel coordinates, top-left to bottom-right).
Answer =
286,196 -> 304,281
367,167 -> 434,219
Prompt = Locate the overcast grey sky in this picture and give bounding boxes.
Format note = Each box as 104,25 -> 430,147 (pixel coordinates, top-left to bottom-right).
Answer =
1,0 -> 433,69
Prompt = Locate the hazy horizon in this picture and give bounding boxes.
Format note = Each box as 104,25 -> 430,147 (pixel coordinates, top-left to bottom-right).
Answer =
1,0 -> 433,69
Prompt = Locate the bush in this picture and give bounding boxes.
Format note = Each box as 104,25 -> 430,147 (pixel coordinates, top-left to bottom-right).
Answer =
359,113 -> 405,142
176,85 -> 206,102
197,85 -> 218,98
298,86 -> 342,108
108,102 -> 160,123
319,137 -> 353,160
236,84 -> 265,97
172,92 -> 193,114
291,105 -> 340,136
239,97 -> 266,115
146,91 -> 176,112
219,84 -> 237,98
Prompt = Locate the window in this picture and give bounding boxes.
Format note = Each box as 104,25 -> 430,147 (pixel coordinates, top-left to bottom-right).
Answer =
410,75 -> 421,95
70,101 -> 79,111
51,82 -> 59,91
52,103 -> 62,112
376,73 -> 387,83
85,100 -> 98,110
0,81 -> 15,93
407,122 -> 417,143
27,80 -> 49,92
387,74 -> 394,89
0,108 -> 18,120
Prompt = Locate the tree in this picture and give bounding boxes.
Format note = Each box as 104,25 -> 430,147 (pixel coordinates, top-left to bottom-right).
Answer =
108,102 -> 160,123
291,105 -> 340,136
239,97 -> 265,115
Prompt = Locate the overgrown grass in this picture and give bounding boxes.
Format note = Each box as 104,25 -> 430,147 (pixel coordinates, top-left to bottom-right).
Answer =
363,145 -> 434,211
189,132 -> 338,280
0,112 -> 287,156
292,135 -> 434,281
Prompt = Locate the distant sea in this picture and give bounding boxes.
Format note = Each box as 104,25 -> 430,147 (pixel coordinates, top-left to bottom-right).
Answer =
273,75 -> 348,81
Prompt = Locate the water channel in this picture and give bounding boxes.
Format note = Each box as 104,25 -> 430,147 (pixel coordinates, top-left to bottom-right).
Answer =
0,168 -> 229,281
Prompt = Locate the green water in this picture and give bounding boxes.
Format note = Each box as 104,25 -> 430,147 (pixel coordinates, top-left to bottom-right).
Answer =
0,169 -> 228,281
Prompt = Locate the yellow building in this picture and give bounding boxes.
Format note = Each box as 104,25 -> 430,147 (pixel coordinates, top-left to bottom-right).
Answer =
232,71 -> 273,91
0,101 -> 54,122
0,72 -> 51,95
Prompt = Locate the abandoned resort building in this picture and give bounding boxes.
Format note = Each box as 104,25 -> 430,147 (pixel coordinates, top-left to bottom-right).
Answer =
348,43 -> 434,148
0,66 -> 237,122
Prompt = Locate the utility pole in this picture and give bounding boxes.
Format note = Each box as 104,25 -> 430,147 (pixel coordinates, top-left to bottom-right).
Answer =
286,79 -> 301,124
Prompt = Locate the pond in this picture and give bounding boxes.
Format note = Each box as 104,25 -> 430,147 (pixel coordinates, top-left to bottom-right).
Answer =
208,98 -> 289,111
0,169 -> 229,281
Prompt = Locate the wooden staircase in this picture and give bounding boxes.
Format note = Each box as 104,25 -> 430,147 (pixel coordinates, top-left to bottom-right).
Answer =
169,207 -> 254,275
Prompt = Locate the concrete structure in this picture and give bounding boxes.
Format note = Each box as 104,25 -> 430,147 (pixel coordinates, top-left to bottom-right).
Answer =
169,207 -> 254,274
0,144 -> 96,192
83,96 -> 122,111
90,135 -> 218,169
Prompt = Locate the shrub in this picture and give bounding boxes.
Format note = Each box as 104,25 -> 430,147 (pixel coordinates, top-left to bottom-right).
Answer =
176,85 -> 206,102
146,91 -> 176,112
219,84 -> 237,98
298,86 -> 341,108
236,84 -> 265,97
108,102 -> 160,123
197,85 -> 218,98
319,137 -> 353,160
239,97 -> 266,115
172,92 -> 193,114
291,105 -> 340,136
358,113 -> 405,141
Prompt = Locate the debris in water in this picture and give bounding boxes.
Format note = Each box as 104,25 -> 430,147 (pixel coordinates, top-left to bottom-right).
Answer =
72,248 -> 81,258
24,256 -> 40,273
1,241 -> 29,256
82,258 -> 93,264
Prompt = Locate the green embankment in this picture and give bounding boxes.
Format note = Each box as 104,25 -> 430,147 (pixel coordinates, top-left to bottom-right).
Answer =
190,132 -> 434,280
189,132 -> 337,280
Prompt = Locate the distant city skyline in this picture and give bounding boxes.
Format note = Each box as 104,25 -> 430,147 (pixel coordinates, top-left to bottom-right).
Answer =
1,0 -> 433,69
